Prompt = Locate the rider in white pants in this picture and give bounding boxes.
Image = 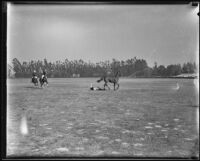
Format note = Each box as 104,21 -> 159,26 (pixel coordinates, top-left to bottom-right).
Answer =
32,70 -> 37,81
41,69 -> 48,85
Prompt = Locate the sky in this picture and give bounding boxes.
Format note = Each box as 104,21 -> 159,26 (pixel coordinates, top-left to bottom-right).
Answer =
7,3 -> 199,67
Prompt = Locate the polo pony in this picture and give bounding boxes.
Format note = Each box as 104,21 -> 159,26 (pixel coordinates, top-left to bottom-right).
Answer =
97,71 -> 120,90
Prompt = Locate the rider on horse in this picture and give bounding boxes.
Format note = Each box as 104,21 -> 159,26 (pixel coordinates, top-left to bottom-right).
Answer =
32,70 -> 38,82
41,69 -> 46,79
41,69 -> 48,84
31,70 -> 39,86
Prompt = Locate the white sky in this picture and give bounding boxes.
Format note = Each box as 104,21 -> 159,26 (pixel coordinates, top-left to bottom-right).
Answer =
7,3 -> 199,67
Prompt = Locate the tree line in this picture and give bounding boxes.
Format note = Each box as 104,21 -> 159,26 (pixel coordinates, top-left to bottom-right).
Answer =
11,57 -> 197,78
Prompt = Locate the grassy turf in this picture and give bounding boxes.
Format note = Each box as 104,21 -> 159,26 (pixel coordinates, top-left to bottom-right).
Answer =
7,78 -> 199,158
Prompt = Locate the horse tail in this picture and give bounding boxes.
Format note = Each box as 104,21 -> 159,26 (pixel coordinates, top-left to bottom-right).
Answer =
97,77 -> 103,83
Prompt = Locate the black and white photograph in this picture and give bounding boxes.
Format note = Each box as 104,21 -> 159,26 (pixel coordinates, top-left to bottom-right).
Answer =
6,2 -> 199,158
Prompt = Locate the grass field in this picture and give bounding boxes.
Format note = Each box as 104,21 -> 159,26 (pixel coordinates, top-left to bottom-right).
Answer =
7,78 -> 199,158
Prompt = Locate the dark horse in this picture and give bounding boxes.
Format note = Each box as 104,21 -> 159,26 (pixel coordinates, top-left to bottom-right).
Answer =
31,77 -> 39,86
39,76 -> 48,88
97,71 -> 120,90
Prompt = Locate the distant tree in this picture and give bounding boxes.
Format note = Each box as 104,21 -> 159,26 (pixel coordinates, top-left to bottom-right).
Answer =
166,64 -> 182,76
134,59 -> 148,72
12,58 -> 23,77
130,67 -> 153,78
111,58 -> 120,75
12,58 -> 196,78
152,62 -> 158,76
182,62 -> 197,73
157,65 -> 166,76
12,58 -> 22,72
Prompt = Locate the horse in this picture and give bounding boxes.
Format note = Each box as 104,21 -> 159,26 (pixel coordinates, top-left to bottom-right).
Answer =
39,75 -> 48,88
31,76 -> 39,86
97,71 -> 120,90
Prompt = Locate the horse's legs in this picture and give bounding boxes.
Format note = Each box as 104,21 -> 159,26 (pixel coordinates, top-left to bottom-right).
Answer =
40,81 -> 43,87
107,83 -> 110,90
116,83 -> 119,90
104,83 -> 110,90
104,83 -> 106,90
